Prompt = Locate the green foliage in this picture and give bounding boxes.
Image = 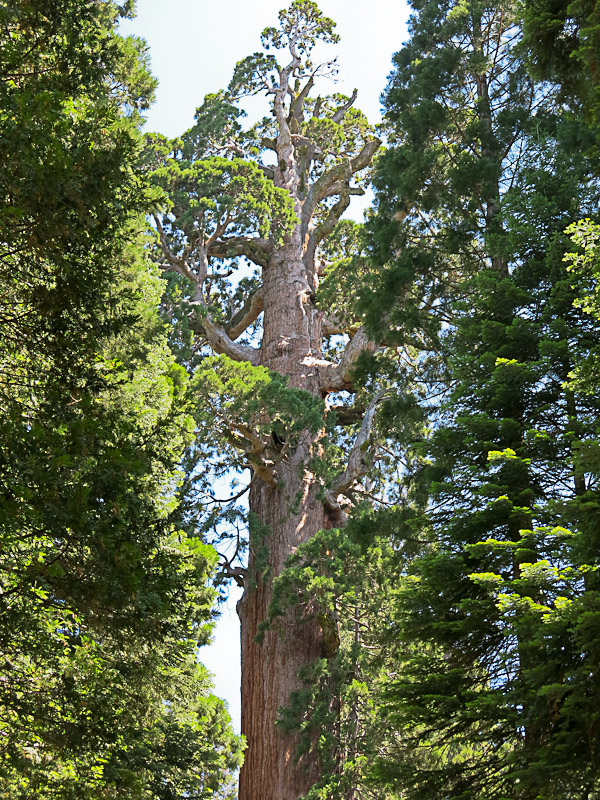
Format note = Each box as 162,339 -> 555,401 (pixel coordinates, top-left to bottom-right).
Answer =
0,1 -> 243,796
522,0 -> 600,131
364,0 -> 533,340
183,91 -> 247,159
372,219 -> 600,797
152,155 -> 297,246
228,52 -> 281,99
261,0 -> 339,53
296,0 -> 600,797
192,354 -> 325,455
262,516 -> 404,800
566,220 -> 600,457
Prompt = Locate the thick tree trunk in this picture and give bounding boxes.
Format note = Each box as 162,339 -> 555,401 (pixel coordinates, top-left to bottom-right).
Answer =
237,473 -> 325,800
237,232 -> 327,800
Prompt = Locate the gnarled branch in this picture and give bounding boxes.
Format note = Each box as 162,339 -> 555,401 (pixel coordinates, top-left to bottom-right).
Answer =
257,163 -> 275,180
154,215 -> 198,285
327,404 -> 365,426
321,311 -> 355,337
290,74 -> 315,124
319,327 -> 378,393
306,184 -> 364,265
331,88 -> 357,123
324,390 -> 385,513
208,236 -> 272,269
302,137 -> 381,230
201,317 -> 260,365
218,560 -> 246,588
155,218 -> 261,364
224,286 -> 265,340
223,427 -> 277,487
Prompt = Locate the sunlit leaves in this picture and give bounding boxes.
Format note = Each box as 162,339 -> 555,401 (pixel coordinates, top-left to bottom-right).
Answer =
261,0 -> 339,54
153,155 -> 297,247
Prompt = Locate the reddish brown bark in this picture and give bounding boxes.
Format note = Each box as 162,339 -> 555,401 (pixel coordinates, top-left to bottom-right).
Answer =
237,231 -> 328,800
238,472 -> 325,800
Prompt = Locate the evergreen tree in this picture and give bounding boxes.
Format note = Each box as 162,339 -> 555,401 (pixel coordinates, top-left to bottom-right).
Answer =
521,0 -> 600,131
0,2 -> 243,796
145,2 -> 404,796
345,0 -> 600,797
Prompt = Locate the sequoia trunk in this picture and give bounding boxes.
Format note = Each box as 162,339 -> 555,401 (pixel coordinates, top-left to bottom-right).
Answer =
237,233 -> 327,800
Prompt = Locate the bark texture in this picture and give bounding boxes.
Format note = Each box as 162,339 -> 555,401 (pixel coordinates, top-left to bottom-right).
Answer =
238,225 -> 328,799
234,134 -> 380,798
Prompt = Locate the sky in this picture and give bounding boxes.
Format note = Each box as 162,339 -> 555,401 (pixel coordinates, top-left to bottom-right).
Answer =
120,0 -> 410,733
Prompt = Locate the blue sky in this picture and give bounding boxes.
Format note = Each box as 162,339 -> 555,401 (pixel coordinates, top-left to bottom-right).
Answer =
121,0 -> 410,732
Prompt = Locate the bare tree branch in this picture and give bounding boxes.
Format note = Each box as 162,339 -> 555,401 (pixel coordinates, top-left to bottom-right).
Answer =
319,327 -> 378,392
327,404 -> 365,426
155,216 -> 262,363
224,286 -> 265,340
218,560 -> 246,588
201,316 -> 261,365
260,137 -> 278,152
321,310 -> 356,336
290,74 -> 315,124
154,215 -> 198,285
302,137 -> 381,230
331,88 -> 357,123
325,390 -> 385,509
208,237 -> 272,269
257,163 -> 275,180
223,428 -> 277,486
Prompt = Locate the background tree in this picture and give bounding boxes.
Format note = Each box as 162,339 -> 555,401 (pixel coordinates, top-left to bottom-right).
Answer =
521,0 -> 600,131
329,0 -> 600,797
0,2 -> 242,796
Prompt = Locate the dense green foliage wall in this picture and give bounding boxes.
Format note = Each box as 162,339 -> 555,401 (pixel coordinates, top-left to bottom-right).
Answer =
0,2 -> 242,797
4,1 -> 600,799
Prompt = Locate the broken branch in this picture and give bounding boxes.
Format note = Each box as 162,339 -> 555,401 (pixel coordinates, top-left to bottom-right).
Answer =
224,286 -> 265,340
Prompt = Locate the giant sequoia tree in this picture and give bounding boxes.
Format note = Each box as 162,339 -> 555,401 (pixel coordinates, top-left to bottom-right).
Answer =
149,2 -> 385,796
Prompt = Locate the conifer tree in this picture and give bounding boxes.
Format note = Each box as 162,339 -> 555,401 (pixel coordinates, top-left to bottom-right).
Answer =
147,2 -> 393,796
522,0 -> 600,130
349,0 -> 600,797
0,2 -> 243,796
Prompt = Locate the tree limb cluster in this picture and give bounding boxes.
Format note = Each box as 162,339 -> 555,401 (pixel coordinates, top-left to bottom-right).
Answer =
154,214 -> 264,365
